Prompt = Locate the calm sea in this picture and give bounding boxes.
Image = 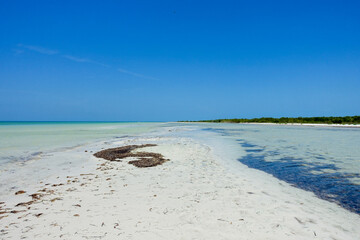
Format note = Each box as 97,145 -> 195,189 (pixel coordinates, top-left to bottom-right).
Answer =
0,121 -> 161,165
200,123 -> 360,214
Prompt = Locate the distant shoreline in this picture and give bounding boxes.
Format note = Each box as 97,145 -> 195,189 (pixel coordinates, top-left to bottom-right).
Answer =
180,121 -> 360,128
240,122 -> 360,128
179,116 -> 360,127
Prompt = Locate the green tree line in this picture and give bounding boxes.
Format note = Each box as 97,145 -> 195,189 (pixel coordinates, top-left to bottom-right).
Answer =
180,116 -> 360,124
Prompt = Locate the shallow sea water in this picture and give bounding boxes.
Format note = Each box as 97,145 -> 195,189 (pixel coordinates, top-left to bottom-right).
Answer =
0,122 -> 161,166
199,123 -> 360,214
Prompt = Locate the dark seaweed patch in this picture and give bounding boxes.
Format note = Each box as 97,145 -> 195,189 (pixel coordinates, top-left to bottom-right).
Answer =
93,144 -> 169,168
203,126 -> 360,214
236,140 -> 257,148
202,128 -> 249,137
238,144 -> 360,214
245,149 -> 264,153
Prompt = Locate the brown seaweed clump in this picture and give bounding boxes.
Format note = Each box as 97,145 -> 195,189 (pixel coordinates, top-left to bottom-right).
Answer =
93,144 -> 169,168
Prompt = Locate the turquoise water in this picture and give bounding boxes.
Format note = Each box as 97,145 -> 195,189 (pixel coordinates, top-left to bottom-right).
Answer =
0,121 -> 162,165
0,121 -> 140,125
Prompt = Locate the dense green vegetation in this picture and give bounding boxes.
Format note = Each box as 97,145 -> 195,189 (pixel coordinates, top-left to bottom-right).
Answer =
180,116 -> 360,125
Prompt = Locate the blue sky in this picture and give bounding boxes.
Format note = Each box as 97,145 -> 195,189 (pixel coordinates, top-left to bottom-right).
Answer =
0,0 -> 359,121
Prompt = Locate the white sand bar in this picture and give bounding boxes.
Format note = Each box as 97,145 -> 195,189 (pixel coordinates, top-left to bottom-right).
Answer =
1,133 -> 360,239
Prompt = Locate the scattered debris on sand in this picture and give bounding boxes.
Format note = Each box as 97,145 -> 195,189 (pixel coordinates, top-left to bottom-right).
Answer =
50,197 -> 62,202
15,201 -> 34,207
0,143 -> 168,226
93,144 -> 169,168
30,193 -> 43,200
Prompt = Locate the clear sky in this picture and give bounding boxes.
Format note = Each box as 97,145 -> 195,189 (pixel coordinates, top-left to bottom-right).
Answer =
0,0 -> 359,121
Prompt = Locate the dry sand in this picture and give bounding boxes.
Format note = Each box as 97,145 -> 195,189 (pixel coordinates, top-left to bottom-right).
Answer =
1,136 -> 360,239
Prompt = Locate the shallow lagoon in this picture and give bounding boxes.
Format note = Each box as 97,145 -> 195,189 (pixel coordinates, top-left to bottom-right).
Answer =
0,122 -> 161,165
200,123 -> 360,214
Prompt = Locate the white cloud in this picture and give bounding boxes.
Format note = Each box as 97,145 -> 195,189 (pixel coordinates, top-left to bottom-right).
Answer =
63,55 -> 91,63
117,68 -> 158,80
63,55 -> 110,67
18,44 -> 58,55
16,44 -> 155,80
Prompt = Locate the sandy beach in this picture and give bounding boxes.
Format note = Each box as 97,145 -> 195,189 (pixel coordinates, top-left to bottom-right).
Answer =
1,127 -> 360,240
